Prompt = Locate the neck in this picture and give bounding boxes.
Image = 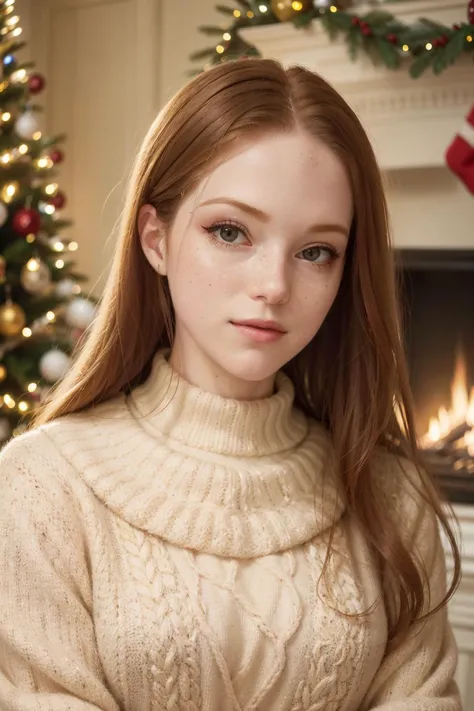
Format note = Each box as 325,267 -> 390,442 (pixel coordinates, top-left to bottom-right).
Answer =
168,341 -> 276,400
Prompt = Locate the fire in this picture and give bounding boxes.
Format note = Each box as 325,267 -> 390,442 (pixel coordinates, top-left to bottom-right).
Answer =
423,345 -> 474,455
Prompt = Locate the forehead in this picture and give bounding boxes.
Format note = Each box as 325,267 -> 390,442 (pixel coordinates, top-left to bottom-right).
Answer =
191,130 -> 353,225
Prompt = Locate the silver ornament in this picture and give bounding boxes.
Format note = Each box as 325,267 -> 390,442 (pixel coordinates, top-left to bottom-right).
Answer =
65,298 -> 96,329
15,111 -> 39,140
39,349 -> 71,383
55,277 -> 76,299
20,258 -> 52,295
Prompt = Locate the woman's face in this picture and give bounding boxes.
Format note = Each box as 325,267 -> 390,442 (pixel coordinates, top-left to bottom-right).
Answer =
140,129 -> 353,399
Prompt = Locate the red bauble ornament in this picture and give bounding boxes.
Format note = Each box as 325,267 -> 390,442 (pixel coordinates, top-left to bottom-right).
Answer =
12,207 -> 41,236
361,23 -> 372,36
387,33 -> 398,44
49,149 -> 64,164
351,16 -> 360,26
469,0 -> 474,23
28,73 -> 46,94
49,191 -> 67,209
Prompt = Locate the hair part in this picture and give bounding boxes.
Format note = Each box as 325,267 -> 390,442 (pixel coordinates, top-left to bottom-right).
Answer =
33,58 -> 460,646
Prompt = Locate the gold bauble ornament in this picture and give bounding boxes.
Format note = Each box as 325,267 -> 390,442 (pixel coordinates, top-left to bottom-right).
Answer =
0,300 -> 26,336
271,0 -> 311,22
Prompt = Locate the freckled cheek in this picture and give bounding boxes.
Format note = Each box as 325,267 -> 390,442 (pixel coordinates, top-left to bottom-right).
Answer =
294,272 -> 342,316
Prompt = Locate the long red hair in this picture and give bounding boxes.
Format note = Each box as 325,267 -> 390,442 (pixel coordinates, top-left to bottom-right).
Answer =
34,58 -> 460,645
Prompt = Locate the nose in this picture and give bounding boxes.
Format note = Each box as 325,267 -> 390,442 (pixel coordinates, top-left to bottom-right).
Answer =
248,251 -> 291,305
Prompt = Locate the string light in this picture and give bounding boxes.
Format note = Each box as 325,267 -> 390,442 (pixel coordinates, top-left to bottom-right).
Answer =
402,44 -> 410,52
233,9 -> 241,17
425,42 -> 433,50
52,240 -> 64,251
1,180 -> 18,202
72,284 -> 82,294
55,259 -> 65,269
27,382 -> 37,393
26,233 -> 35,243
5,1 -> 16,8
467,35 -> 473,42
10,68 -> 26,82
44,204 -> 55,215
26,257 -> 40,272
258,5 -> 268,12
68,241 -> 78,251
1,111 -> 11,121
18,401 -> 29,413
216,45 -> 225,53
22,327 -> 32,337
223,32 -> 231,41
46,311 -> 56,322
3,394 -> 15,409
247,11 -> 254,18
36,156 -> 53,169
5,14 -> 19,26
11,27 -> 22,37
45,183 -> 59,195
0,152 -> 12,165
18,143 -> 28,154
33,131 -> 42,140
330,5 -> 337,12
292,2 -> 304,10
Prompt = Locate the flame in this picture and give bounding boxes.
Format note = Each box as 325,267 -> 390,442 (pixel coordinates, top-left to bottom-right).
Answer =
423,345 -> 474,455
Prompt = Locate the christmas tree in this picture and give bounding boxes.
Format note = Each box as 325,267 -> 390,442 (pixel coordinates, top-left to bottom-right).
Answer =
0,0 -> 95,443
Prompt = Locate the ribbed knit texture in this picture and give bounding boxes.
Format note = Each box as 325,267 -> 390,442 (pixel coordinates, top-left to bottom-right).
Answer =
0,351 -> 461,710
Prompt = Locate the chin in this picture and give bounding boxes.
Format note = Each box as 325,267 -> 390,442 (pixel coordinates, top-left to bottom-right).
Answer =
222,349 -> 285,385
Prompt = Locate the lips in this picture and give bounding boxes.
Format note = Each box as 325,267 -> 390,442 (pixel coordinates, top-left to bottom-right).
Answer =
231,319 -> 286,333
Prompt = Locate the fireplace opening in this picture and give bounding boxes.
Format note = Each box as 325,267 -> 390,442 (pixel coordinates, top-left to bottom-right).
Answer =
396,249 -> 474,504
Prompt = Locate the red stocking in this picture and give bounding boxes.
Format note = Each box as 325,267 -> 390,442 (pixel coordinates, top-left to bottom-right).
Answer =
445,105 -> 474,195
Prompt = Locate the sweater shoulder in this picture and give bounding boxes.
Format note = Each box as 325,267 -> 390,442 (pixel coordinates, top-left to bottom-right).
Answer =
0,396 -> 126,514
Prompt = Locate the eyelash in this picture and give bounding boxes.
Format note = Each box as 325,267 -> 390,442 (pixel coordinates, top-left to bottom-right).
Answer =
203,220 -> 341,266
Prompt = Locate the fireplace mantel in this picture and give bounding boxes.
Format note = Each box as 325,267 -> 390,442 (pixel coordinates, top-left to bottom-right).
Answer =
239,0 -> 474,170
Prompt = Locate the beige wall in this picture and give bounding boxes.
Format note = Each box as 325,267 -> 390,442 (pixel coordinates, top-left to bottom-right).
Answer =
15,0 -> 223,295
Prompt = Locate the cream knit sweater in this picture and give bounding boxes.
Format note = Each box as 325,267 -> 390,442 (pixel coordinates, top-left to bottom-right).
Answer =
0,352 -> 461,711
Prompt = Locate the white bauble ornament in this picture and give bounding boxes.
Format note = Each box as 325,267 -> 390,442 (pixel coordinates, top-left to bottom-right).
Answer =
15,111 -> 39,140
39,349 -> 70,383
0,417 -> 11,442
55,277 -> 76,299
0,201 -> 8,227
20,258 -> 52,294
65,298 -> 95,329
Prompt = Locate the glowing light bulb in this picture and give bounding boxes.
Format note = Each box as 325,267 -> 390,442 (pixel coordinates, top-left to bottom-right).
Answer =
27,258 -> 40,272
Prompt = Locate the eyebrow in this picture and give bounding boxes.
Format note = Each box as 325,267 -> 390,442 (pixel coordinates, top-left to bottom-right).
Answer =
198,197 -> 349,238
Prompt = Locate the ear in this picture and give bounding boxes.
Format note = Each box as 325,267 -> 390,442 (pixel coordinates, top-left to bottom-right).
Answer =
138,204 -> 168,275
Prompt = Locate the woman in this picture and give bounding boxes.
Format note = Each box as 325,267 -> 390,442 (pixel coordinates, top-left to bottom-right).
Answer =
0,58 -> 461,710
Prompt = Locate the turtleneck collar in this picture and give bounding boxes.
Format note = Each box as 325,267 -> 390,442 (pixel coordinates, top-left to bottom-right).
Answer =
127,351 -> 308,458
45,350 -> 345,558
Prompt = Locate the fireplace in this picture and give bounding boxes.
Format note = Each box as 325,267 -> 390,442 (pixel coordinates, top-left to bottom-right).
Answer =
396,249 -> 474,503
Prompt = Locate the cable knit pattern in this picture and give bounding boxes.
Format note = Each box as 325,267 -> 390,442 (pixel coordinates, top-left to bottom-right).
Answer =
0,350 -> 461,710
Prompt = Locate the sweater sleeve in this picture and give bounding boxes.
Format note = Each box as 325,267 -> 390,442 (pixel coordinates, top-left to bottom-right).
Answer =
0,429 -> 121,711
360,455 -> 461,711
